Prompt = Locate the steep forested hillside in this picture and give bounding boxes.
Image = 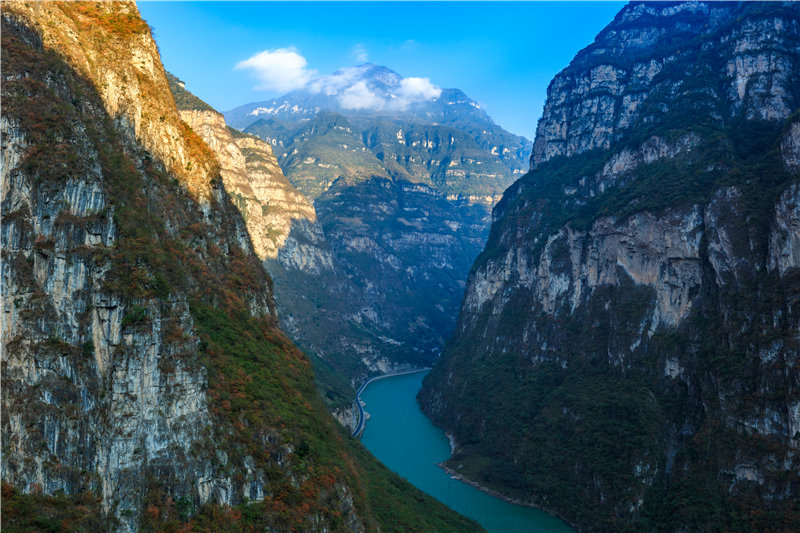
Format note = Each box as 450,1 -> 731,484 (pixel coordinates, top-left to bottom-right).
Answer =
420,2 -> 800,531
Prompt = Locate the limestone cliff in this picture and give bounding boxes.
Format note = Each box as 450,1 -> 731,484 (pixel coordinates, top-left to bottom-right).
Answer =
0,3 -> 481,532
169,78 -> 318,260
5,1 -> 217,199
421,2 -> 800,531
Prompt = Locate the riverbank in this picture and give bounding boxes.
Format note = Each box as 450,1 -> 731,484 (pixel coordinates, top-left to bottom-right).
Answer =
359,371 -> 575,532
352,367 -> 431,438
437,463 -> 580,531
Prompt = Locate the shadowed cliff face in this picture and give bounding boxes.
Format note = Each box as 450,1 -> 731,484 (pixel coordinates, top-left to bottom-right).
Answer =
421,2 -> 800,531
0,4 -> 484,533
1,7 -> 278,529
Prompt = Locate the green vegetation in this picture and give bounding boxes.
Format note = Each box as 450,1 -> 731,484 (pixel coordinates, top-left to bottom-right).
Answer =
63,1 -> 150,37
166,72 -> 216,113
425,266 -> 800,532
423,3 -> 800,531
1,10 -> 479,532
1,482 -> 110,533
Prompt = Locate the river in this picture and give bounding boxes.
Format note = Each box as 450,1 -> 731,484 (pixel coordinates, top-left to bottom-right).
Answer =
360,371 -> 575,533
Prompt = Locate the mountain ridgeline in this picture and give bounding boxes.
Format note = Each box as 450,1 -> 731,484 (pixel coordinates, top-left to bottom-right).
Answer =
0,2 -> 482,531
420,2 -> 800,532
225,63 -> 530,204
221,64 -> 532,410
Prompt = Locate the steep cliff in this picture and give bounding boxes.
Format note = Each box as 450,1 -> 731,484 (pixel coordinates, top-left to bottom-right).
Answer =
0,3 -> 481,532
420,2 -> 800,531
168,74 -> 318,261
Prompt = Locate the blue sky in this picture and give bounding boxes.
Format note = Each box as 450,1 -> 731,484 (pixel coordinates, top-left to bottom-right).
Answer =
138,1 -> 624,139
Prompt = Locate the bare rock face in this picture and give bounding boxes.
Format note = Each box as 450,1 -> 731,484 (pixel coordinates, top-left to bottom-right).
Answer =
421,2 -> 800,532
176,106 -> 318,261
464,207 -> 704,329
769,183 -> 800,275
531,1 -> 799,169
5,1 -> 217,199
1,36 -> 242,533
782,120 -> 800,171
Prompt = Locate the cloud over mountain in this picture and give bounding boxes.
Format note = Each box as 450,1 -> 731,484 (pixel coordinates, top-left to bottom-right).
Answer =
351,43 -> 369,63
237,49 -> 440,111
393,77 -> 441,109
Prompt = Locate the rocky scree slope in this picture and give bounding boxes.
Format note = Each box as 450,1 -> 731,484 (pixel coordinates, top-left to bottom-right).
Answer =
0,3 -> 482,532
420,2 -> 800,532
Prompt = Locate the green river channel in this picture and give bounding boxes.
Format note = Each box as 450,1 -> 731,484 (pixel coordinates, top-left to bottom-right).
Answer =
360,371 -> 575,533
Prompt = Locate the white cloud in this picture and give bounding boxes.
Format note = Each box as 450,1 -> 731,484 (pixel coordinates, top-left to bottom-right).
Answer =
235,50 -> 441,112
384,77 -> 442,110
395,77 -> 441,104
352,43 -> 369,63
336,75 -> 440,111
308,65 -> 368,96
338,80 -> 385,110
235,47 -> 316,92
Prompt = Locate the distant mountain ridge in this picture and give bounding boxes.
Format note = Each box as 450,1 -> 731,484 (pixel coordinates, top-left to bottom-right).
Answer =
227,64 -> 499,130
224,63 -> 531,202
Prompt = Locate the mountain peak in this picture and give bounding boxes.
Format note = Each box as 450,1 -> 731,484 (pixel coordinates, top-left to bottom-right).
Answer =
224,65 -> 510,136
301,63 -> 437,112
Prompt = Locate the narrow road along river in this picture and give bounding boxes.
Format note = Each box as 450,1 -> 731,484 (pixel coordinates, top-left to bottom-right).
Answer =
360,371 -> 574,533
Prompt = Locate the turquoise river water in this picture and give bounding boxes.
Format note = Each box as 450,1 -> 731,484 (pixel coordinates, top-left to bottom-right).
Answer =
360,371 -> 575,533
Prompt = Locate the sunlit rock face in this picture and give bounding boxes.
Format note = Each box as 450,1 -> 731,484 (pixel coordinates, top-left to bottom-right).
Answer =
421,2 -> 800,532
531,1 -> 799,169
175,104 -> 317,260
